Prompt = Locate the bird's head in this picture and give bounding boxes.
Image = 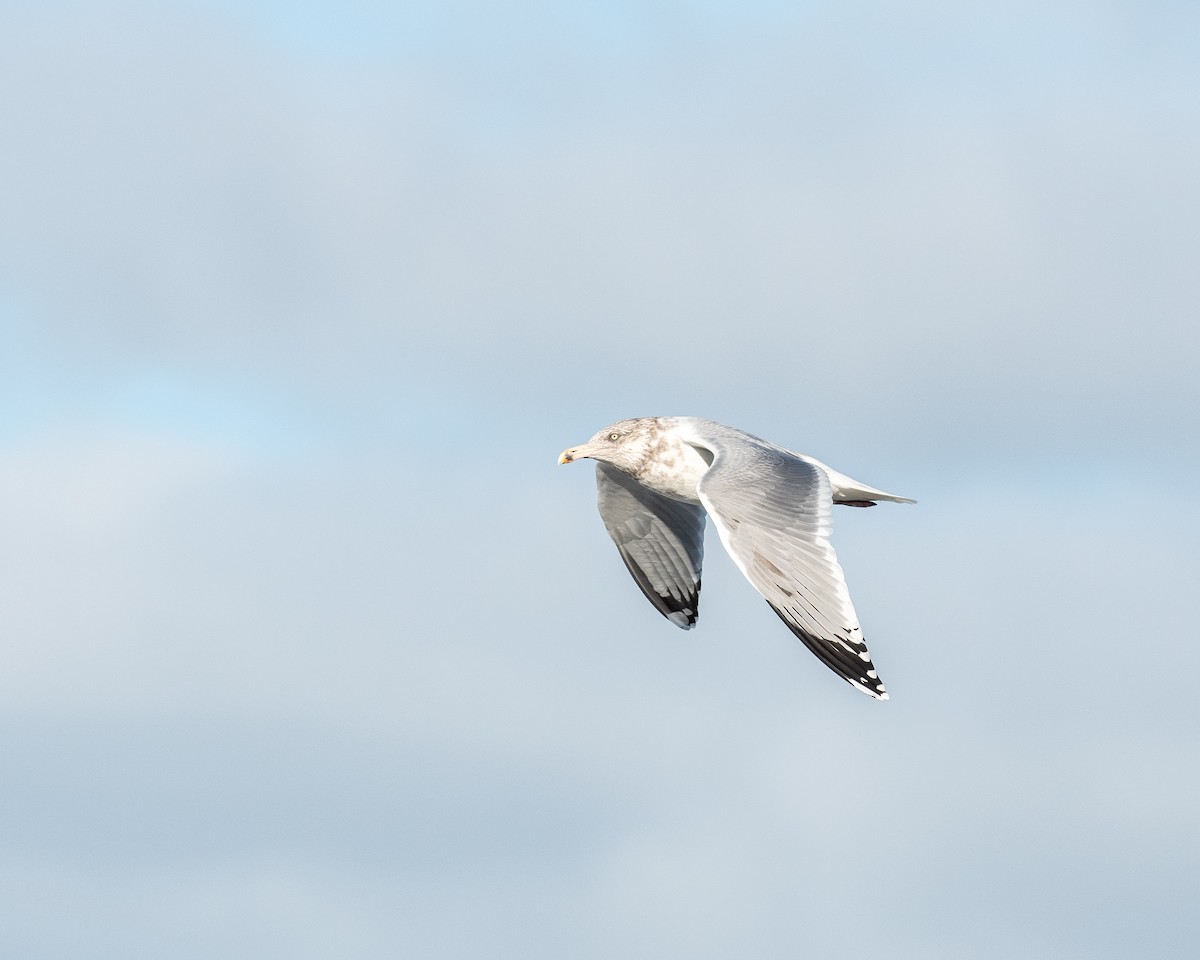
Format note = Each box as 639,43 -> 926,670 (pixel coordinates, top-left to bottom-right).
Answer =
558,418 -> 658,475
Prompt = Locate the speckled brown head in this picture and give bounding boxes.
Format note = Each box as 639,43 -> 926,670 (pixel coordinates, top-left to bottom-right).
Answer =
557,417 -> 662,477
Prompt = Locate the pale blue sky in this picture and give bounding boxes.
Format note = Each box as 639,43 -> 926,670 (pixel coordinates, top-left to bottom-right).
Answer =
1,2 -> 1198,958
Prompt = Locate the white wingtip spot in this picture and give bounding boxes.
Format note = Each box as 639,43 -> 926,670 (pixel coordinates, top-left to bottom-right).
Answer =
666,608 -> 698,629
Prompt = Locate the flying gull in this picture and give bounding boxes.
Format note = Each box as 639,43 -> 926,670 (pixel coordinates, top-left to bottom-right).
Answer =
558,417 -> 915,699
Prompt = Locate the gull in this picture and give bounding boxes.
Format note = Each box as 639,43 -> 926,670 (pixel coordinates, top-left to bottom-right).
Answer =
558,417 -> 915,699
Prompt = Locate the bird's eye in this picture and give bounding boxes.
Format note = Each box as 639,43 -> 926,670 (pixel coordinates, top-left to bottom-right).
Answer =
607,432 -> 620,441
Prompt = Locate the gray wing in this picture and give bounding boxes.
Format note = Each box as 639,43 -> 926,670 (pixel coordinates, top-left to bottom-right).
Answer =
694,441 -> 888,699
595,462 -> 706,629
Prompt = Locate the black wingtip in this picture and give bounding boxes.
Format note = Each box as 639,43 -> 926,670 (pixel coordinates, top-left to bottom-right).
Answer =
616,551 -> 701,629
765,602 -> 888,699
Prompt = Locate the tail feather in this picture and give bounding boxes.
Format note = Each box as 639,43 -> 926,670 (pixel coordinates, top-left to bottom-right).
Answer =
810,461 -> 917,505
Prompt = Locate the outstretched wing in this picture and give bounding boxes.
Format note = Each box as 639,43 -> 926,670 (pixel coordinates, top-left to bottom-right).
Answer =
694,441 -> 888,698
595,463 -> 706,628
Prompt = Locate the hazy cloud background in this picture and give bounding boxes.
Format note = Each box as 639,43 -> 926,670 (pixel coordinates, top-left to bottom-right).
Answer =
1,2 -> 1197,957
